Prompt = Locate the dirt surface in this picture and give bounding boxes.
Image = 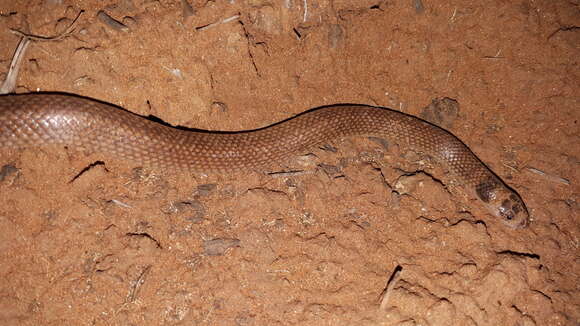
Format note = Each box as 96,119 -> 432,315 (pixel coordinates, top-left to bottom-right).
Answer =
0,0 -> 578,325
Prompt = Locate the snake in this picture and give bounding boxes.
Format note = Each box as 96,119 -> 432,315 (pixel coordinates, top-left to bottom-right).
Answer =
0,93 -> 529,228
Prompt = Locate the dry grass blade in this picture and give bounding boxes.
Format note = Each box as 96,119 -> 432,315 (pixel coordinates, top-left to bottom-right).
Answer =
0,37 -> 30,94
1,10 -> 84,94
9,10 -> 83,41
379,265 -> 403,310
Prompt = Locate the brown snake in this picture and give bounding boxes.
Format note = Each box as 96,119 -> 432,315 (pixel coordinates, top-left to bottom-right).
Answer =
0,93 -> 528,228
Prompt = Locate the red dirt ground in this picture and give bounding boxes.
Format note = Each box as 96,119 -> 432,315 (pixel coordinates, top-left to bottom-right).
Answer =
0,0 -> 578,325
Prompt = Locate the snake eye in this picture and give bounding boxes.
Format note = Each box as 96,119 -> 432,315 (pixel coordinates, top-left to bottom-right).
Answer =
499,199 -> 514,220
499,208 -> 514,220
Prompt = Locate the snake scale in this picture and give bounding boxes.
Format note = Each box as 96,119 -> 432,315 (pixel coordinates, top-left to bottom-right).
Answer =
0,93 -> 528,228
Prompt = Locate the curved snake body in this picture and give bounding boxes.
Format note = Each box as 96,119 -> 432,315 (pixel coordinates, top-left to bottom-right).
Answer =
0,93 -> 529,228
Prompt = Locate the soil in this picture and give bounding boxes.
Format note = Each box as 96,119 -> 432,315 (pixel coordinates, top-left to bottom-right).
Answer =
0,0 -> 578,325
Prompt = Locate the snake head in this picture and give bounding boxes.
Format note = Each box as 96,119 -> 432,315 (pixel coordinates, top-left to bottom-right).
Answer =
491,190 -> 529,229
476,178 -> 529,229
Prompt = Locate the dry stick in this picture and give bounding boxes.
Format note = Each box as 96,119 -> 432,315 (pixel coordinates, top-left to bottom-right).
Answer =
1,10 -> 84,94
526,167 -> 570,185
0,37 -> 30,94
268,170 -> 311,178
127,265 -> 152,303
196,14 -> 240,31
379,265 -> 403,310
9,10 -> 83,41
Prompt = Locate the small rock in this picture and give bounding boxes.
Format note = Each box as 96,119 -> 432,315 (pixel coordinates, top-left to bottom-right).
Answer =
420,97 -> 460,129
97,10 -> 129,32
203,238 -> 240,256
173,200 -> 206,222
0,165 -> 18,182
210,102 -> 228,114
394,173 -> 453,213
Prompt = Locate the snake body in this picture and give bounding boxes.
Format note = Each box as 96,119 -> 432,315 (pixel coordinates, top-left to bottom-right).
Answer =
0,93 -> 528,228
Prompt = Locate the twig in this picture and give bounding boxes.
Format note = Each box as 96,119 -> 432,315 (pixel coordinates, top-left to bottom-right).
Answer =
110,199 -> 133,209
0,37 -> 30,94
1,10 -> 83,94
526,167 -> 570,185
483,49 -> 504,59
126,265 -> 152,303
378,265 -> 403,310
268,170 -> 311,178
450,7 -> 457,23
10,10 -> 83,41
196,14 -> 240,31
